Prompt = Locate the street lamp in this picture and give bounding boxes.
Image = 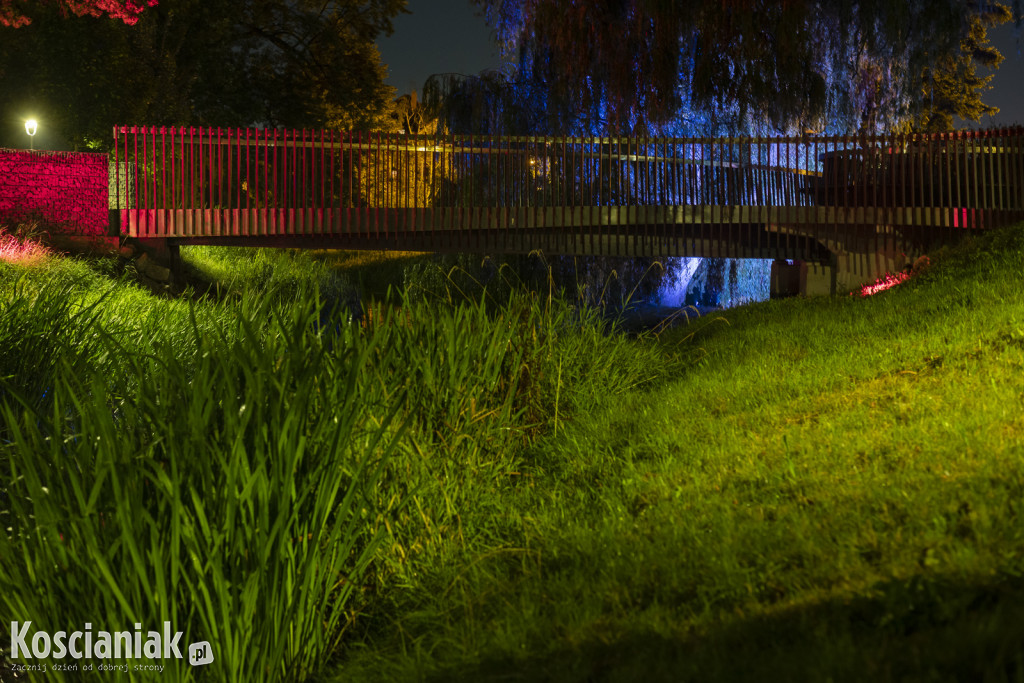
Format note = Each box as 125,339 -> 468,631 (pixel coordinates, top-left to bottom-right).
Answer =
25,119 -> 37,150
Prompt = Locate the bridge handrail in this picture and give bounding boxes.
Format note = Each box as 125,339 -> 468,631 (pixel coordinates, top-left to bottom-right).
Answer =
112,125 -> 1024,246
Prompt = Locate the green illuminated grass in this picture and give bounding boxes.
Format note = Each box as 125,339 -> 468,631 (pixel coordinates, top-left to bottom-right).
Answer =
2,225 -> 1024,682
0,241 -> 673,682
325,227 -> 1024,682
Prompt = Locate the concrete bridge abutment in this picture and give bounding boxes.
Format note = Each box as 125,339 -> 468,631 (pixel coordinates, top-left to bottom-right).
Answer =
118,237 -> 182,290
129,238 -> 181,272
770,226 -> 931,298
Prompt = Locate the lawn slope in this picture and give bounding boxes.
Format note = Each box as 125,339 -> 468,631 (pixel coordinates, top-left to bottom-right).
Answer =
328,226 -> 1024,683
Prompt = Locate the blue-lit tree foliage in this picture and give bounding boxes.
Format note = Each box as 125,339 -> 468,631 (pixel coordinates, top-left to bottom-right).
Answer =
445,0 -> 1020,137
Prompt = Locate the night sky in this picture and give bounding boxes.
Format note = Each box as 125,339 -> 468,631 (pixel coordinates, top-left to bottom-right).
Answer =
377,2 -> 1024,127
979,22 -> 1024,127
376,0 -> 500,96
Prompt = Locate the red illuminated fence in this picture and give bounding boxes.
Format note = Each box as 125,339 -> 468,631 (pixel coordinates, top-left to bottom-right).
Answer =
112,126 -> 1024,258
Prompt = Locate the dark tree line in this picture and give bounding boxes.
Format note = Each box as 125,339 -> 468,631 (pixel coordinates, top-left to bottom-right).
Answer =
0,0 -> 405,150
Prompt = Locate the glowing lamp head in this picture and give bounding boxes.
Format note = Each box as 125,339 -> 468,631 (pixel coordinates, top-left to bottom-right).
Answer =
25,119 -> 37,137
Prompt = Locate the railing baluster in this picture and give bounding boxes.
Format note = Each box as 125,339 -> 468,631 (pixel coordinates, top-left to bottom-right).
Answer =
140,127 -> 147,236
897,131 -> 906,227
643,135 -> 650,256
996,128 -> 1007,226
130,127 -> 137,237
940,132 -> 949,231
662,137 -> 668,255
778,136 -> 787,259
373,130 -> 380,237
327,129 -> 334,235
921,131 -> 929,224
870,132 -> 878,232
151,127 -> 158,237
801,134 -> 809,263
977,129 -> 986,228
985,129 -> 994,228
113,126 -> 120,235
954,130 -> 963,228
1011,127 -> 1019,222
970,130 -> 980,228
998,128 -> 1008,225
1014,128 -> 1024,222
1011,126 -> 1019,222
927,131 -> 935,230
347,131 -> 354,233
566,135 -> 573,254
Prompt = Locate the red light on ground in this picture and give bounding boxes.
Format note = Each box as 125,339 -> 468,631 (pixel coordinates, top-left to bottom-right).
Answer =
858,271 -> 912,297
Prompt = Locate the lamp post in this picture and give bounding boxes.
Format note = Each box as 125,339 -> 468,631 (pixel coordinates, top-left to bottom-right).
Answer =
25,119 -> 37,150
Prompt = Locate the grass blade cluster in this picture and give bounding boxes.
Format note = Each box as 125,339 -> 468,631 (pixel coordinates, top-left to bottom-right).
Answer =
0,286 -> 407,682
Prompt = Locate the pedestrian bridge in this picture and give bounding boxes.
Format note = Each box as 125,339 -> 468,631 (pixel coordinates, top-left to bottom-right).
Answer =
113,126 -> 1024,293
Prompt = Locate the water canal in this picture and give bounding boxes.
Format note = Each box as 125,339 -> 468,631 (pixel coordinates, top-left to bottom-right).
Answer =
392,252 -> 772,314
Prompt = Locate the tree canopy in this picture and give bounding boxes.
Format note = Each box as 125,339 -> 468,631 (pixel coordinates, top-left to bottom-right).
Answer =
912,2 -> 1013,131
0,0 -> 404,149
472,0 -> 1020,134
0,0 -> 156,28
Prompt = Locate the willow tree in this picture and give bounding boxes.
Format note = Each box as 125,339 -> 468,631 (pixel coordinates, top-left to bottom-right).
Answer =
474,0 -> 1019,134
422,71 -> 553,135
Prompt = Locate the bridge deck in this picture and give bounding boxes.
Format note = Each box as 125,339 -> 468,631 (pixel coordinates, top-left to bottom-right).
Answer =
114,126 -> 1024,261
125,205 -> 992,261
125,205 -> 985,235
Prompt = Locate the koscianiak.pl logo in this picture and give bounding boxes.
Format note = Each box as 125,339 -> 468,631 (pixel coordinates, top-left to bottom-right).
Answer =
6,621 -> 213,675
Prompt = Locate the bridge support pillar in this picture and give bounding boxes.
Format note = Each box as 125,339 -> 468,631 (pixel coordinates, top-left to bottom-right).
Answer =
804,260 -> 836,297
131,238 -> 181,273
769,260 -> 801,298
770,258 -> 836,298
772,228 -> 929,298
831,235 -> 910,294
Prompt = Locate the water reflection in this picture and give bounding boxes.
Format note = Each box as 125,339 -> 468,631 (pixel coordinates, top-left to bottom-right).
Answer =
674,258 -> 772,310
401,252 -> 772,313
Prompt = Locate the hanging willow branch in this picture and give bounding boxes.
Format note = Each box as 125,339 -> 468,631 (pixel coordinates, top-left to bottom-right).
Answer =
474,0 -> 1020,134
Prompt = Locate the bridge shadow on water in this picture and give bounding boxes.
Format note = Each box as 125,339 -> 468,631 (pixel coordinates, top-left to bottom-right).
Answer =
420,574 -> 1024,683
390,251 -> 772,324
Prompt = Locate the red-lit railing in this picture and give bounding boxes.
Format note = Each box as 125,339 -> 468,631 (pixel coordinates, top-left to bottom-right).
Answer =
113,126 -> 1024,258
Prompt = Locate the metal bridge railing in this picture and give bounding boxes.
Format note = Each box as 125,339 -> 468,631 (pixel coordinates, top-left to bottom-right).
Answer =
113,126 -> 1024,258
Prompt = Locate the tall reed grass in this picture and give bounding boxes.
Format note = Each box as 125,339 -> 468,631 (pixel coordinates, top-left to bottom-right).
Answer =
0,287 -> 409,682
0,247 -> 681,682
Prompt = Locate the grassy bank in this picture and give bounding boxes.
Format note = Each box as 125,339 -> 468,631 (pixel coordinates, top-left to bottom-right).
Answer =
1,225 -> 1023,681
326,227 -> 1024,682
